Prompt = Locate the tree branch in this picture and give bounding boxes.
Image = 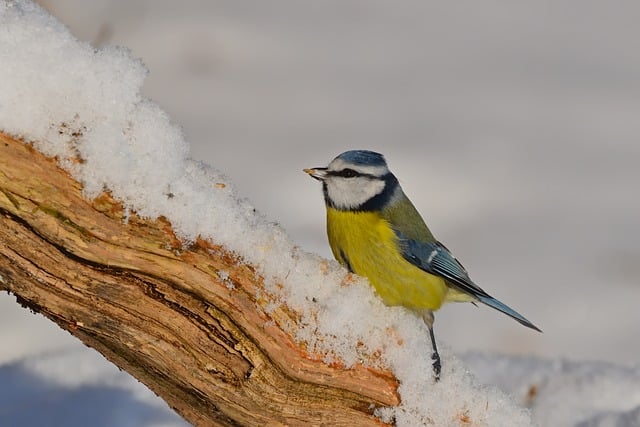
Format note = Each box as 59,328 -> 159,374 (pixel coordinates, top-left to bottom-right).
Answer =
0,132 -> 399,426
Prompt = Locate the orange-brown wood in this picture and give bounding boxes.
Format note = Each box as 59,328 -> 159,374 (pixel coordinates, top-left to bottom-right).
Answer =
0,132 -> 399,426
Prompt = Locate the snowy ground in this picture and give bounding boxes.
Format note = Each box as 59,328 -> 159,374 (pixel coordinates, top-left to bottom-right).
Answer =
1,1 -> 639,426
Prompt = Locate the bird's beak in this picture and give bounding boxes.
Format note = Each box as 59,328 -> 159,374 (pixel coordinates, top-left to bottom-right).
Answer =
303,167 -> 328,181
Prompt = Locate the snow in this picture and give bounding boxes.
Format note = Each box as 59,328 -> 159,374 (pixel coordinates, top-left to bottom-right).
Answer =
0,345 -> 186,427
1,1 -> 640,426
463,353 -> 640,427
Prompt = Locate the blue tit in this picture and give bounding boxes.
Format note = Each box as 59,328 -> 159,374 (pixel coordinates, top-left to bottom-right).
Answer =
304,150 -> 540,380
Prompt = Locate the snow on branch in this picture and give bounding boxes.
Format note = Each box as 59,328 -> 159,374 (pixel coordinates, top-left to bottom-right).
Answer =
0,132 -> 399,425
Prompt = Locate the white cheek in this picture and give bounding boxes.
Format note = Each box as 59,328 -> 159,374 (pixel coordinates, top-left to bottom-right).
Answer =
326,177 -> 386,209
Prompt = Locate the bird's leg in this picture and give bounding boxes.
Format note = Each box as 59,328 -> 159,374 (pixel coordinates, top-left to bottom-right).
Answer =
422,311 -> 441,381
428,324 -> 441,381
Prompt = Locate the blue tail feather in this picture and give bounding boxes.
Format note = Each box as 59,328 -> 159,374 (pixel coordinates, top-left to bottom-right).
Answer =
476,295 -> 542,332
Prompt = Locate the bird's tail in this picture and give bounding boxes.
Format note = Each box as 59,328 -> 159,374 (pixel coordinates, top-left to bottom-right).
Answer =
476,295 -> 542,332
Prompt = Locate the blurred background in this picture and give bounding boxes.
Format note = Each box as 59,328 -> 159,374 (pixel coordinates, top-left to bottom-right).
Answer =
2,1 -> 639,425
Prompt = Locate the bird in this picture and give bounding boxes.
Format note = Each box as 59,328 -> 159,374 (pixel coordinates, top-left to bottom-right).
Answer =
304,150 -> 540,380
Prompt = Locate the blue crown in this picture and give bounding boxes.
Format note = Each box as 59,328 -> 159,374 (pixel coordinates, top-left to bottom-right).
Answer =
335,150 -> 387,167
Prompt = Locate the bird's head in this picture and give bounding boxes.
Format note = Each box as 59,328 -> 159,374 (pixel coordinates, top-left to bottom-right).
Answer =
304,150 -> 400,211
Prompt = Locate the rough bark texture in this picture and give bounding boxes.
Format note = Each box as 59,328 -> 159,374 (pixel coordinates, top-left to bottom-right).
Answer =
0,132 -> 399,426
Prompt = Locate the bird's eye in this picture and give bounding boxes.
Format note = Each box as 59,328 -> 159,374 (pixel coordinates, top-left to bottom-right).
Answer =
339,168 -> 358,178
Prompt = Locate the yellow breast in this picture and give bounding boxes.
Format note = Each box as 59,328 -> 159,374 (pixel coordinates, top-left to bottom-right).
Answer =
326,208 -> 449,311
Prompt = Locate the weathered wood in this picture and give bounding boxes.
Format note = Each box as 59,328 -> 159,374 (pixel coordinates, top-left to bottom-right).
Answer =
0,132 -> 399,426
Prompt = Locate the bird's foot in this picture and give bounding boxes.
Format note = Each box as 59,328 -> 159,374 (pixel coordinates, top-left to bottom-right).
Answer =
431,351 -> 441,382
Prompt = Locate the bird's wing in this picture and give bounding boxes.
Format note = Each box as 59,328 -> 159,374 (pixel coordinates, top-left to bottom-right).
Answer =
400,237 -> 542,332
400,238 -> 491,299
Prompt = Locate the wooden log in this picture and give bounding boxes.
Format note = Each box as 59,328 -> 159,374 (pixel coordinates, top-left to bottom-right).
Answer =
0,132 -> 399,426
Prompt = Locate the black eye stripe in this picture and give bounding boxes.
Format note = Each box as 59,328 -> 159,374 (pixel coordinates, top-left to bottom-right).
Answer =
329,168 -> 378,178
334,168 -> 359,178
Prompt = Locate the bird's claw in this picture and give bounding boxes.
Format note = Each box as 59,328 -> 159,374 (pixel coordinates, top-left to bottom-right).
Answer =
432,351 -> 441,382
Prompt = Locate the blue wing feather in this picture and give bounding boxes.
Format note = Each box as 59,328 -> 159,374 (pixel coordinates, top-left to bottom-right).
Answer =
402,239 -> 488,297
401,238 -> 541,332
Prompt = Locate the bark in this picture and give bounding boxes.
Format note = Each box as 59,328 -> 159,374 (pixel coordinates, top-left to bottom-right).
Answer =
0,132 -> 399,426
